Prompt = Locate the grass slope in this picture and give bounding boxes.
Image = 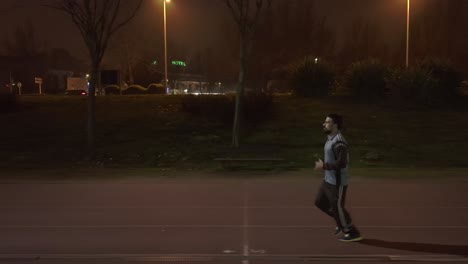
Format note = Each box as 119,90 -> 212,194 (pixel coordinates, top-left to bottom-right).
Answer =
1,95 -> 467,171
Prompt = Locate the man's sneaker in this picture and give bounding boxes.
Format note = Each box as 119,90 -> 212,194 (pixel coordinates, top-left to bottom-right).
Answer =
338,233 -> 363,242
334,227 -> 342,236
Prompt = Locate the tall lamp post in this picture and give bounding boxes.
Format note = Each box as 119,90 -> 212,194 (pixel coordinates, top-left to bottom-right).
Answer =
164,0 -> 170,93
406,0 -> 410,68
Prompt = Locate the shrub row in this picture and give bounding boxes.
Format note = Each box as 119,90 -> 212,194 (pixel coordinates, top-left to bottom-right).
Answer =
104,84 -> 166,95
287,57 -> 463,106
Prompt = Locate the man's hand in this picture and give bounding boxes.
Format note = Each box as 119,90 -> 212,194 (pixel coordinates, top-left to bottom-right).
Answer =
314,159 -> 324,170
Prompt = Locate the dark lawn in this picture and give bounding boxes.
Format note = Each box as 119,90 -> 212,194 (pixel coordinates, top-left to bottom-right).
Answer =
1,95 -> 467,173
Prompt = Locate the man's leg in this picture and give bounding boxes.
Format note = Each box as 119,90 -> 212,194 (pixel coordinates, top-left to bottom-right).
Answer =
336,186 -> 353,233
314,181 -> 334,218
333,185 -> 362,241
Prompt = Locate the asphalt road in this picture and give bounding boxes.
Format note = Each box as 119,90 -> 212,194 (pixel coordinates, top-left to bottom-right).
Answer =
1,175 -> 467,263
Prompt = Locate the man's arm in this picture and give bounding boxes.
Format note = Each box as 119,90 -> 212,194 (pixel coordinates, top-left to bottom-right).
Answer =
323,144 -> 348,170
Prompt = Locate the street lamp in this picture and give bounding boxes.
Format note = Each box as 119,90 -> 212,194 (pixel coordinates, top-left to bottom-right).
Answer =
163,0 -> 170,93
406,0 -> 410,68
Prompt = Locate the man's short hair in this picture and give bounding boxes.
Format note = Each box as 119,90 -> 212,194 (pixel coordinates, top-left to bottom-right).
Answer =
327,113 -> 343,130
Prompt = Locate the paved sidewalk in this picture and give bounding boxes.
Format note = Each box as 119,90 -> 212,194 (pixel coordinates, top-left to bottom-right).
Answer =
1,175 -> 467,263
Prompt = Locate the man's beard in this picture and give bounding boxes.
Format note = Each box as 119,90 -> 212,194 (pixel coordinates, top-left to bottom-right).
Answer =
323,129 -> 331,134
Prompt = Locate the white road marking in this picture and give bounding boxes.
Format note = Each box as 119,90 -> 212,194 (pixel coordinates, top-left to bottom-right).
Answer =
242,181 -> 249,264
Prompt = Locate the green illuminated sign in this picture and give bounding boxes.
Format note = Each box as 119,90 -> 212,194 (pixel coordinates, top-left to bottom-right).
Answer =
172,60 -> 187,67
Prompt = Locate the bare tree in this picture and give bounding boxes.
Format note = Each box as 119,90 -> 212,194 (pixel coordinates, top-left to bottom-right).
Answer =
109,28 -> 141,86
47,0 -> 142,159
339,16 -> 387,64
122,38 -> 137,85
224,0 -> 272,148
3,19 -> 45,57
253,0 -> 336,90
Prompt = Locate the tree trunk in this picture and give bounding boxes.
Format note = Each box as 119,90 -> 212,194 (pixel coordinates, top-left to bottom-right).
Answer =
128,62 -> 134,85
125,41 -> 134,85
232,33 -> 247,148
87,62 -> 99,160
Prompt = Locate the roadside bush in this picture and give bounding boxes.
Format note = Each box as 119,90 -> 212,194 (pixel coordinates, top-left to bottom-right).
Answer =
288,56 -> 335,98
122,85 -> 148,95
460,81 -> 468,95
387,59 -> 462,106
386,67 -> 438,105
418,58 -> 462,102
181,93 -> 274,125
148,84 -> 166,94
344,59 -> 389,102
103,85 -> 121,95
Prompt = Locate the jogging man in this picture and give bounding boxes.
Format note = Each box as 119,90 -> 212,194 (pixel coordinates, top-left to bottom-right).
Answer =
314,113 -> 362,242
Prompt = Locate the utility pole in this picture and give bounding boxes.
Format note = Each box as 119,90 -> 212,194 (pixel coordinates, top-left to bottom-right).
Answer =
9,70 -> 13,94
406,0 -> 410,68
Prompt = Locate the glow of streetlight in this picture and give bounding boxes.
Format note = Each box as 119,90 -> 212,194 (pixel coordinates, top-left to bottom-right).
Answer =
406,0 -> 410,68
163,0 -> 169,93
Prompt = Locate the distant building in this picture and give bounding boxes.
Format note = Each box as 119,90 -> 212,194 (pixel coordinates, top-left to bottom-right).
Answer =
170,73 -> 223,95
171,73 -> 209,94
67,76 -> 88,92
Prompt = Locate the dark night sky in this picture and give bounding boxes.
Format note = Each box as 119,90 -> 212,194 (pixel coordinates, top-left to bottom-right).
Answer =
0,0 -> 409,66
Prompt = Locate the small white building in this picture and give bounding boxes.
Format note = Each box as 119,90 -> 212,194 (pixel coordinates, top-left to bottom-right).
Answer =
66,77 -> 88,92
170,73 -> 222,95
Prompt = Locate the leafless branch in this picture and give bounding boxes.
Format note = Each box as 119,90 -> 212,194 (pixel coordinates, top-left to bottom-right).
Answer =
225,0 -> 241,27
